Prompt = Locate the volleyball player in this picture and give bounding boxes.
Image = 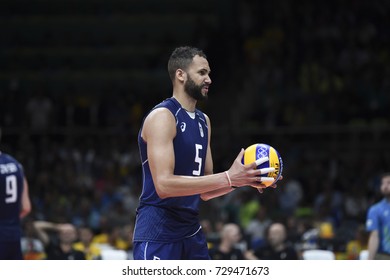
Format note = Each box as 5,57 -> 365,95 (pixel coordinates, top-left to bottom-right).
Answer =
366,172 -> 390,259
132,46 -> 276,260
0,150 -> 31,259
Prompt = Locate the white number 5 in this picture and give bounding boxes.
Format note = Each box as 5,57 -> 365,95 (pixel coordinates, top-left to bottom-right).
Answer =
192,144 -> 203,176
5,175 -> 18,203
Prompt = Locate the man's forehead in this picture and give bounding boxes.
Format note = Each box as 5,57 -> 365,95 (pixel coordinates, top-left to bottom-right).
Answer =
191,55 -> 211,71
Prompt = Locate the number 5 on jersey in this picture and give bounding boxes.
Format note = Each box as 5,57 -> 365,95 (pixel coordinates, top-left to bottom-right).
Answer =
193,144 -> 203,176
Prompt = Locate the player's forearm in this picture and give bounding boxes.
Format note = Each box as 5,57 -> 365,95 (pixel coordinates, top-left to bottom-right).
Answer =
20,178 -> 32,218
155,172 -> 230,199
34,221 -> 57,230
200,186 -> 234,201
33,221 -> 56,245
368,231 -> 379,260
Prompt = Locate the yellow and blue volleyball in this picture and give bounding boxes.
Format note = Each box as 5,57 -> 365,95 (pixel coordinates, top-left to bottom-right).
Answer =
243,143 -> 283,186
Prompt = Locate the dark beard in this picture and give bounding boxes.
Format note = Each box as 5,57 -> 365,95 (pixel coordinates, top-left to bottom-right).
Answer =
184,75 -> 208,101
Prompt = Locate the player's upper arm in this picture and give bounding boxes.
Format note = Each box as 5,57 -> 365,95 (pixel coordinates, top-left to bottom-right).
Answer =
366,207 -> 379,231
141,108 -> 177,198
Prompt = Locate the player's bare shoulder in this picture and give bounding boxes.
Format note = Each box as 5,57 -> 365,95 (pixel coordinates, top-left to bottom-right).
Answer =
141,108 -> 176,142
203,113 -> 211,128
202,113 -> 212,137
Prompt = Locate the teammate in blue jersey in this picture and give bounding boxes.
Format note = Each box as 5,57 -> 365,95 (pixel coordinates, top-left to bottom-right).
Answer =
366,172 -> 390,259
133,46 -> 277,260
0,150 -> 32,259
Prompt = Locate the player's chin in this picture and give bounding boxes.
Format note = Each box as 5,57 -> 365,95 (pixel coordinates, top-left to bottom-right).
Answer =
199,92 -> 208,101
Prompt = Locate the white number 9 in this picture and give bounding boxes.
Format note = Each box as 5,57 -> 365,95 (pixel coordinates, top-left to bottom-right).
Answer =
5,175 -> 18,203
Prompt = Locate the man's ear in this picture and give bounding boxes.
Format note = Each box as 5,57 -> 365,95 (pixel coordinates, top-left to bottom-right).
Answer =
176,69 -> 186,82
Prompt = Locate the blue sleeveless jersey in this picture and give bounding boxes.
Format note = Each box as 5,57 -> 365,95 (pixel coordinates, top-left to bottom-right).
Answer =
0,152 -> 25,241
366,198 -> 390,254
134,97 -> 209,242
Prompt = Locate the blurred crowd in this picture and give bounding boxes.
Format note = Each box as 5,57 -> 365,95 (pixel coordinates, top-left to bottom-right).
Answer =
233,0 -> 389,128
1,0 -> 389,260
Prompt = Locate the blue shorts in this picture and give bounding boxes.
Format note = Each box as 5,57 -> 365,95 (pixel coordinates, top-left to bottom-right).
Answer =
133,230 -> 210,260
0,241 -> 23,260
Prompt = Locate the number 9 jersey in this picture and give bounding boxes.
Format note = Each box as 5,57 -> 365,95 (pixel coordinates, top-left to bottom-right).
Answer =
0,152 -> 25,242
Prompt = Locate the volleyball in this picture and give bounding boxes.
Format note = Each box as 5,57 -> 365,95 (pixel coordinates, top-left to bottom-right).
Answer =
243,143 -> 283,187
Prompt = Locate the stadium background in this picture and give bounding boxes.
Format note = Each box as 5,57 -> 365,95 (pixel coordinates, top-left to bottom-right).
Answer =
1,0 -> 389,259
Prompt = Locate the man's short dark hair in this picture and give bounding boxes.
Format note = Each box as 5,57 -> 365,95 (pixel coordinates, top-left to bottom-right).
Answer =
167,46 -> 207,81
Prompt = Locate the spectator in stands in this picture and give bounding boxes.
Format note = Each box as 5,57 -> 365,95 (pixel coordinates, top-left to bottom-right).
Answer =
245,206 -> 272,250
209,223 -> 254,260
33,221 -> 85,260
72,226 -> 101,260
253,222 -> 299,260
92,223 -> 129,251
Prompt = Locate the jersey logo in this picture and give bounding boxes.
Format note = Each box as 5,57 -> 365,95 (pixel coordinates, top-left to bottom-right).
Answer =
198,122 -> 204,137
153,256 -> 160,260
180,122 -> 186,132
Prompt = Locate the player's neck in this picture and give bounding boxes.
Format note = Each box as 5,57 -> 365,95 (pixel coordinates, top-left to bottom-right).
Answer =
172,92 -> 197,113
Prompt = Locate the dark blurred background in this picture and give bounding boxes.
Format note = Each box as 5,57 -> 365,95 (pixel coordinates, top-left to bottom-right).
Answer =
1,0 -> 389,259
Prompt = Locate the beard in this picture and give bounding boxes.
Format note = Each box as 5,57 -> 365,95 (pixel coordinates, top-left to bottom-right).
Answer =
184,75 -> 208,101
